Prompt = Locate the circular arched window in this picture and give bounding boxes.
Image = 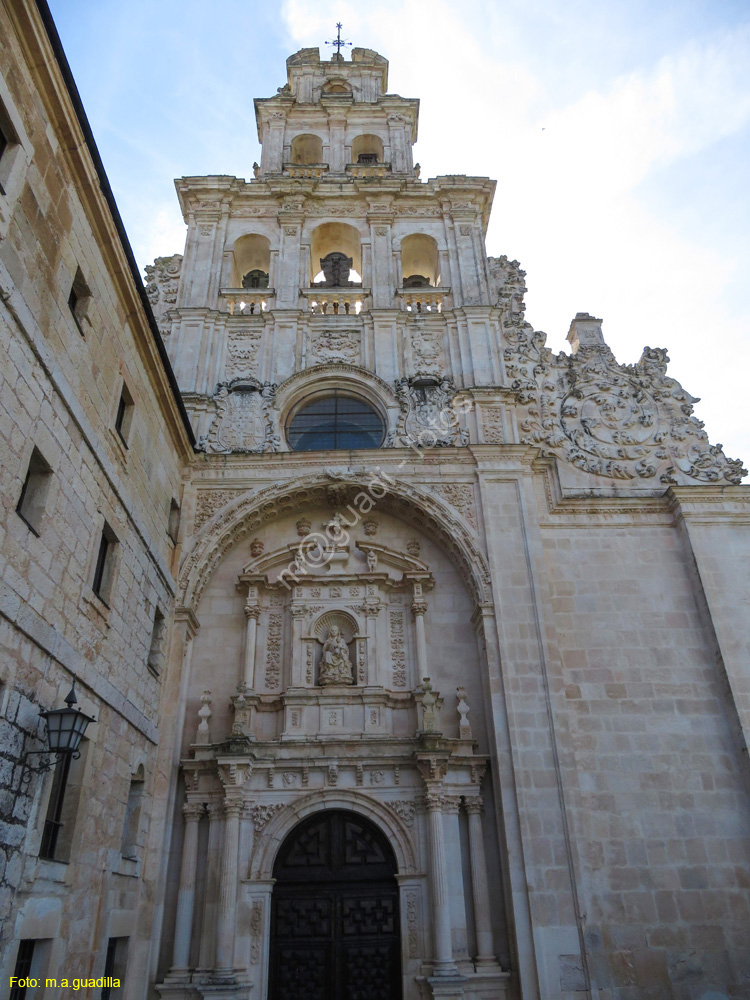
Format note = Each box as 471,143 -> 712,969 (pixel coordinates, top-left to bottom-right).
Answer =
287,391 -> 385,451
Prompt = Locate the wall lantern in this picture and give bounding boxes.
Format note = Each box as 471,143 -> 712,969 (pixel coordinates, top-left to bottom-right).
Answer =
23,680 -> 96,777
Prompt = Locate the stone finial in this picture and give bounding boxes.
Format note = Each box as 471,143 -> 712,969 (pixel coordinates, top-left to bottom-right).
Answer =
567,312 -> 606,354
419,677 -> 442,734
456,686 -> 472,740
196,690 -> 212,744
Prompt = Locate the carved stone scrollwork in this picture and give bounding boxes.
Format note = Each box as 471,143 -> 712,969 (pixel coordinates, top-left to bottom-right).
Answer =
386,800 -> 417,827
251,802 -> 285,831
197,379 -> 280,454
194,488 -> 246,531
388,376 -> 468,448
226,328 -> 262,381
496,255 -> 747,485
144,253 -> 182,335
311,329 -> 361,365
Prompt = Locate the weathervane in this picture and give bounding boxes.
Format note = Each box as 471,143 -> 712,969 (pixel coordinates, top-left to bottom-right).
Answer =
325,23 -> 352,60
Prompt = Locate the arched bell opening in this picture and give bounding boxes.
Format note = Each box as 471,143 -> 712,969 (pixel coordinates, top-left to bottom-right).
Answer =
268,809 -> 402,1000
310,222 -> 363,285
401,233 -> 440,287
290,133 -> 324,165
352,133 -> 384,165
229,233 -> 271,288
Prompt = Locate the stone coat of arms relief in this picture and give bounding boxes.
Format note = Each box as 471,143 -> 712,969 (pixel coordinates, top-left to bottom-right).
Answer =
389,376 -> 469,448
197,379 -> 281,454
492,256 -> 746,486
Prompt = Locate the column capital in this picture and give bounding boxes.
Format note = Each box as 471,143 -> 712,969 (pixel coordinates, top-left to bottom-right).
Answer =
223,798 -> 244,819
182,801 -> 205,822
423,790 -> 446,813
463,795 -> 484,815
244,604 -> 261,620
442,794 -> 461,815
411,600 -> 428,618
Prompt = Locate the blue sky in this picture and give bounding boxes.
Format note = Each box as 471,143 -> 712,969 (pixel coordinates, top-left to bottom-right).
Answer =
48,0 -> 750,471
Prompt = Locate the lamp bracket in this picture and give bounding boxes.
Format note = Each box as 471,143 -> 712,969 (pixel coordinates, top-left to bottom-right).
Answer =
20,748 -> 80,783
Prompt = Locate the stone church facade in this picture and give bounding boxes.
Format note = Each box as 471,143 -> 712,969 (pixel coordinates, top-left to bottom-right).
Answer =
2,6 -> 750,1000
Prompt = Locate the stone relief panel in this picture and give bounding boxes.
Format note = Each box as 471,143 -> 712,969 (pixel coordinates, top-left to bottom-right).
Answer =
226,328 -> 262,380
389,610 -> 407,688
264,612 -> 283,690
197,380 -> 281,454
311,329 -> 361,365
497,257 -> 746,486
144,253 -> 182,335
194,488 -> 247,531
409,326 -> 444,376
432,483 -> 478,530
481,406 -> 505,444
388,377 -> 468,448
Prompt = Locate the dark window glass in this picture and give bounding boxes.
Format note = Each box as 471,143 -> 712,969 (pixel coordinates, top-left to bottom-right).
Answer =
101,938 -> 116,1000
0,122 -> 8,162
114,394 -> 127,440
39,753 -> 72,860
288,393 -> 383,452
10,941 -> 35,1000
92,532 -> 110,600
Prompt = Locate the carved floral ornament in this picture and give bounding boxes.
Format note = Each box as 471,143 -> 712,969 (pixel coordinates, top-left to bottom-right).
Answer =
492,256 -> 746,485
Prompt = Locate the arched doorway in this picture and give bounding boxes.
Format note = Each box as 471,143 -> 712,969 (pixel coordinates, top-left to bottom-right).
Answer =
269,809 -> 402,1000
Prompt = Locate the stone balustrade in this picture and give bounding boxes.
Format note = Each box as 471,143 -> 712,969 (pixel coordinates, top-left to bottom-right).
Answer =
283,163 -> 329,178
302,287 -> 369,315
345,162 -> 392,178
398,286 -> 450,313
221,288 -> 275,315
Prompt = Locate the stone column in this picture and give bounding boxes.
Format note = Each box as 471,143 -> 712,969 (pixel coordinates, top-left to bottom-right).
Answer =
412,599 -> 428,680
465,796 -> 496,966
242,602 -> 260,691
171,801 -> 204,973
443,796 -> 470,970
424,790 -> 457,975
214,798 -> 242,977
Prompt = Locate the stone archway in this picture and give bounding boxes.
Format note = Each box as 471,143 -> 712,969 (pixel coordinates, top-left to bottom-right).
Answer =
268,809 -> 402,1000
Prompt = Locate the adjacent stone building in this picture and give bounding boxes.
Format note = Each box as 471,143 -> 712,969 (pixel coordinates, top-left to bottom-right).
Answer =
2,6 -> 750,1000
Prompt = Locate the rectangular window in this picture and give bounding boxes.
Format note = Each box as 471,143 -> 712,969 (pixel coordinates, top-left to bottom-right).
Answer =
16,447 -> 52,536
39,737 -> 89,863
120,767 -> 145,857
168,498 -> 181,543
147,608 -> 166,677
0,74 -> 34,238
114,384 -> 134,447
9,940 -> 35,1000
68,267 -> 91,337
39,753 -> 72,860
101,937 -> 128,999
92,522 -> 118,606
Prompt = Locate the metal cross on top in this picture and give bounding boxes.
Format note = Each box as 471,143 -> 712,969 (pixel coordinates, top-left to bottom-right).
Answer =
325,23 -> 352,59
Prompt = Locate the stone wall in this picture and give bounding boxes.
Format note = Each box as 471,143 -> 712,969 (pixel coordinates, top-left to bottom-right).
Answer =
0,2 -> 191,992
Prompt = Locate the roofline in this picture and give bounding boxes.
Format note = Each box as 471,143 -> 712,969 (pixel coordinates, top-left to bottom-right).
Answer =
34,0 -> 196,449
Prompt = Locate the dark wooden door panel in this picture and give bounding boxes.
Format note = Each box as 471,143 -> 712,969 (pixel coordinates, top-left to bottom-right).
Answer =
269,811 -> 402,1000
